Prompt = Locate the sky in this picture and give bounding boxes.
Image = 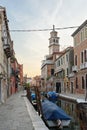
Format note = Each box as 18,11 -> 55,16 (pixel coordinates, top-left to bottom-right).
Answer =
0,0 -> 87,77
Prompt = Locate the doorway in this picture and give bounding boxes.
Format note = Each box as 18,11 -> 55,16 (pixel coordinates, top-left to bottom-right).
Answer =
56,82 -> 61,93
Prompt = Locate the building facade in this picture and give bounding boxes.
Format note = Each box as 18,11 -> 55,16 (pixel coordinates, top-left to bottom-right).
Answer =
0,6 -> 12,103
0,6 -> 23,103
54,47 -> 74,93
71,20 -> 87,96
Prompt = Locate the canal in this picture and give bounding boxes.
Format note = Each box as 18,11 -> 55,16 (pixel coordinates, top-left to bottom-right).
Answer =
30,89 -> 83,130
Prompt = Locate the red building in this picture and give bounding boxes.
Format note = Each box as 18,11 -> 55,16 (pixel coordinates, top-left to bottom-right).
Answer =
10,42 -> 23,94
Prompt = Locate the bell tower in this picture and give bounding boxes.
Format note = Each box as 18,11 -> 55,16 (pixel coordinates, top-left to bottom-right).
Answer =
49,25 -> 60,55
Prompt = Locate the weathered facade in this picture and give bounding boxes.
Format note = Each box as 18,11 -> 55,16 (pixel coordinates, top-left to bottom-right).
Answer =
0,6 -> 23,103
54,47 -> 74,93
0,6 -> 12,103
71,20 -> 87,96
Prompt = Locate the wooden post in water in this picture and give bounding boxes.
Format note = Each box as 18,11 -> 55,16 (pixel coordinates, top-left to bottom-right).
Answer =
34,86 -> 42,116
26,84 -> 31,103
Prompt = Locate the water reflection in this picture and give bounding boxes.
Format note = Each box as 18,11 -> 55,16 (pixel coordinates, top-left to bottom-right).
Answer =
50,99 -> 81,130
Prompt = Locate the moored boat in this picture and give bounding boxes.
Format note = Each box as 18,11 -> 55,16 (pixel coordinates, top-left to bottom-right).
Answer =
41,99 -> 71,128
31,92 -> 37,110
47,91 -> 58,102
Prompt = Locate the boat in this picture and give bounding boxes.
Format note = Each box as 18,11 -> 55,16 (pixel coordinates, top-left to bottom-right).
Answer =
31,92 -> 37,110
41,99 -> 71,128
31,93 -> 36,100
47,91 -> 58,102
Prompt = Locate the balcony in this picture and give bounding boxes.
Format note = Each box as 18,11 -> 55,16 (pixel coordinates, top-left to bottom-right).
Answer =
80,63 -> 84,70
10,56 -> 16,63
3,44 -> 11,58
80,62 -> 87,70
84,62 -> 87,69
68,72 -> 75,78
72,65 -> 78,72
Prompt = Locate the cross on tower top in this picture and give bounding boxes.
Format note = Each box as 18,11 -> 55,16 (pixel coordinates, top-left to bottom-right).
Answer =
53,25 -> 55,31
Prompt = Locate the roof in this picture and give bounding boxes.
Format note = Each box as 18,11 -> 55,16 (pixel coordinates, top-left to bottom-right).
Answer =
55,46 -> 73,62
72,20 -> 87,37
41,60 -> 54,69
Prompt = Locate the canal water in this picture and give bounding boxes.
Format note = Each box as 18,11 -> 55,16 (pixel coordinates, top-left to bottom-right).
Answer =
49,99 -> 81,130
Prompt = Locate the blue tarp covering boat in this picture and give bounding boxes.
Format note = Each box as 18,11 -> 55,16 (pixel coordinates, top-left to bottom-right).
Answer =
47,91 -> 58,102
42,99 -> 71,121
31,93 -> 36,100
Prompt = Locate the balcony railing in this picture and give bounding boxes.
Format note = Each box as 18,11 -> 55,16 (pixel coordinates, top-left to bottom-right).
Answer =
68,72 -> 75,78
84,62 -> 87,69
80,63 -> 84,70
72,65 -> 78,72
3,44 -> 11,58
80,62 -> 87,69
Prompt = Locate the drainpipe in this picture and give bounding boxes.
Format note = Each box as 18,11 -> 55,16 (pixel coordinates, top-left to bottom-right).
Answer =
85,86 -> 87,101
0,79 -> 1,100
0,73 -> 3,101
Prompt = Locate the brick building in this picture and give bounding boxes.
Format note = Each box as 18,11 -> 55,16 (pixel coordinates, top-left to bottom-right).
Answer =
71,20 -> 87,95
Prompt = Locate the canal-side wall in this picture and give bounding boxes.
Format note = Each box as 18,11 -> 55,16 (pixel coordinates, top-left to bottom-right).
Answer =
59,93 -> 87,103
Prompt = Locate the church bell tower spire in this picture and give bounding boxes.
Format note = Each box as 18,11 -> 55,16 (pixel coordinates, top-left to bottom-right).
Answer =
49,25 -> 60,55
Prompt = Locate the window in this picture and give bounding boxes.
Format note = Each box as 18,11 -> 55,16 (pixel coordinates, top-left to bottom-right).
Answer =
66,54 -> 68,62
81,31 -> 83,42
53,39 -> 55,43
82,76 -> 85,89
56,39 -> 58,43
51,69 -> 54,75
66,68 -> 68,76
74,37 -> 77,46
81,51 -> 83,63
57,60 -> 60,67
61,58 -> 63,65
59,60 -> 60,66
85,27 -> 87,39
76,77 -> 78,88
80,30 -> 84,42
84,50 -> 87,62
75,55 -> 77,65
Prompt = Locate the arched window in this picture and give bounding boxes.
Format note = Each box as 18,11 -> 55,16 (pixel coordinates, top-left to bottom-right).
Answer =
56,39 -> 58,43
81,51 -> 83,63
75,55 -> 77,65
53,39 -> 55,43
82,76 -> 85,89
84,50 -> 87,62
76,77 -> 78,88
